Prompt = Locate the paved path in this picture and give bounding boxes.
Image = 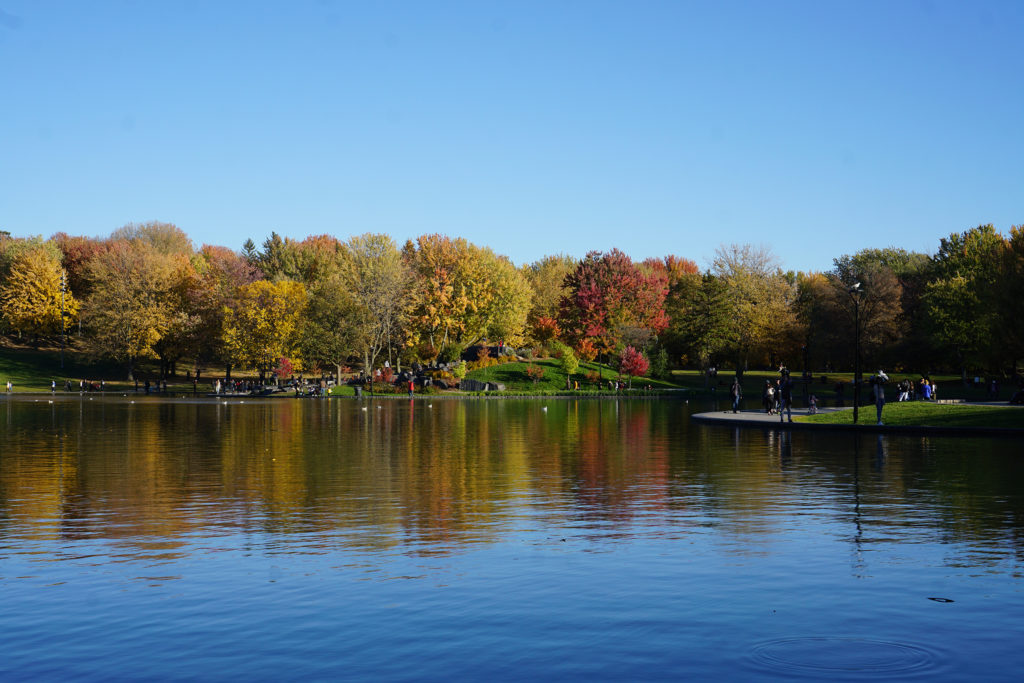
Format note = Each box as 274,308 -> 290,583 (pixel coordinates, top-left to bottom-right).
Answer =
691,404 -> 1024,436
693,407 -> 846,426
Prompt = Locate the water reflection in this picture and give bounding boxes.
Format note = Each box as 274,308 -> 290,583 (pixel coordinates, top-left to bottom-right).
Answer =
1,396 -> 1023,568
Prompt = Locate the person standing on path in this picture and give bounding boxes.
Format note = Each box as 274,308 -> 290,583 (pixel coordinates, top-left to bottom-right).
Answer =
778,371 -> 793,423
873,370 -> 889,425
730,377 -> 742,413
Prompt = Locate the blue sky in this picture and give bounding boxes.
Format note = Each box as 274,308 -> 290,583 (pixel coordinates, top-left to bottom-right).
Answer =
2,1 -> 1021,273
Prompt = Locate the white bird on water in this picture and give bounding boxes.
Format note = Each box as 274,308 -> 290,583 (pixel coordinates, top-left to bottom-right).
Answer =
542,406 -> 548,412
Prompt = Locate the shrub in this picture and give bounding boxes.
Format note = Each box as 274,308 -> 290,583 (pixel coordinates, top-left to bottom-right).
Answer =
477,347 -> 491,361
525,365 -> 545,384
438,344 -> 464,364
452,362 -> 467,379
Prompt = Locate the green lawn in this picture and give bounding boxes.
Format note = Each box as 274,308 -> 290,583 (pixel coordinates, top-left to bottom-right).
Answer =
464,358 -> 684,393
673,368 -> 1011,403
796,402 -> 1024,429
0,345 -> 137,391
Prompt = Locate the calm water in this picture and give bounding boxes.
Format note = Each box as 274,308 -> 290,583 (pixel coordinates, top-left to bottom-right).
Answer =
2,395 -> 1023,681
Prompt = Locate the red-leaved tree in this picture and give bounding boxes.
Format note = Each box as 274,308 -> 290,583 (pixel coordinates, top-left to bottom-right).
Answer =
558,249 -> 668,362
619,346 -> 649,388
276,356 -> 295,379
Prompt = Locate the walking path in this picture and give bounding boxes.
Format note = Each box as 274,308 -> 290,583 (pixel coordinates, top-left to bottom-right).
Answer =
691,405 -> 1024,437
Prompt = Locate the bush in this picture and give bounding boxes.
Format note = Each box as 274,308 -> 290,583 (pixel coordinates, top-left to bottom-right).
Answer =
525,365 -> 545,384
452,362 -> 467,379
438,344 -> 464,364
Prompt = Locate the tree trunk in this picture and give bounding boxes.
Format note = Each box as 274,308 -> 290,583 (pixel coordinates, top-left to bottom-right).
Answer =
225,363 -> 232,381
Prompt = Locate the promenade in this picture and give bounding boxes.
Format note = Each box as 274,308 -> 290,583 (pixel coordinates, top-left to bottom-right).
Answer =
691,404 -> 1024,437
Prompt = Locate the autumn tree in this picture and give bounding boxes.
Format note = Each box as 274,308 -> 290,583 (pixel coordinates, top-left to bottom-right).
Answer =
52,232 -> 108,300
111,221 -> 194,256
343,233 -> 411,371
222,280 -> 307,379
522,254 -> 575,341
619,346 -> 649,388
0,243 -> 79,344
185,245 -> 262,376
81,238 -> 191,379
301,275 -> 362,379
646,255 -> 702,367
712,244 -> 796,377
247,232 -> 347,285
404,234 -> 530,361
557,249 -> 668,363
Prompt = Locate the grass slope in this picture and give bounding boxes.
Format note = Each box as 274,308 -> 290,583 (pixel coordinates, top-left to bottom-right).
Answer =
465,358 -> 683,393
796,402 -> 1024,429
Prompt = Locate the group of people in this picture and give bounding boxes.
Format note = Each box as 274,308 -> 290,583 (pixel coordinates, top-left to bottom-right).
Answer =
728,370 -> 795,422
894,377 -> 938,402
762,371 -> 795,422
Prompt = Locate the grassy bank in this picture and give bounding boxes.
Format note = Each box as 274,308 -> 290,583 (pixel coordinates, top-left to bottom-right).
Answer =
463,358 -> 684,393
796,402 -> 1024,429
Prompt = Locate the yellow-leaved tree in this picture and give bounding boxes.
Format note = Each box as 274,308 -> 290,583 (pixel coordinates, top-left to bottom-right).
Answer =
82,239 -> 191,379
0,244 -> 79,344
222,279 -> 307,380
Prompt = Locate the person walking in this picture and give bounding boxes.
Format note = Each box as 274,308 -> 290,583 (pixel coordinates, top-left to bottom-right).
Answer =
730,377 -> 742,413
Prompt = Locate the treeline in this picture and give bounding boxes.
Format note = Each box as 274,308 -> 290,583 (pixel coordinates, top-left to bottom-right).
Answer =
0,222 -> 1021,381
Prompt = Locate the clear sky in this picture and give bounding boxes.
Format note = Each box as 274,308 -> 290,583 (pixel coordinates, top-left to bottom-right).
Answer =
2,1 -> 1021,273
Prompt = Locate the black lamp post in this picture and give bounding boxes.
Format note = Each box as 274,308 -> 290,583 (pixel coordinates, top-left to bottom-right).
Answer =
849,282 -> 863,423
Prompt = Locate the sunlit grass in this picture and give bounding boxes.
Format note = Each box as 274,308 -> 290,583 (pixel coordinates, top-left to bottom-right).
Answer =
796,402 -> 1024,429
465,358 -> 682,393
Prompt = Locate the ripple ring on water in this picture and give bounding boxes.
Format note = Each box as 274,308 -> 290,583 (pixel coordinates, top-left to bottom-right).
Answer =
749,636 -> 939,676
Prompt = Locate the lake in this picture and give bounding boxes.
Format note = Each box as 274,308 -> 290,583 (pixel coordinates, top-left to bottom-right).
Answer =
2,395 -> 1023,680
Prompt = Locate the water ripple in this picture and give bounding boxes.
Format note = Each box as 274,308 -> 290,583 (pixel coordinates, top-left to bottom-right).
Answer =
748,636 -> 942,677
